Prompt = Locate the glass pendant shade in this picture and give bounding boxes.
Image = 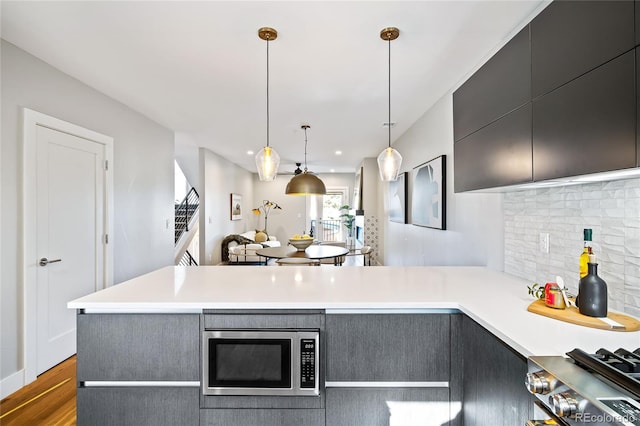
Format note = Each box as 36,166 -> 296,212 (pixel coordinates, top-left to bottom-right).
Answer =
377,146 -> 402,181
255,146 -> 280,182
285,172 -> 327,195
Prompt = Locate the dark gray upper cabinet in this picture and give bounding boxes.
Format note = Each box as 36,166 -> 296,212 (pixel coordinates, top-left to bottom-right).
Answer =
454,104 -> 532,192
531,0 -> 635,98
453,26 -> 531,142
533,51 -> 636,181
637,48 -> 640,168
325,314 -> 450,381
636,0 -> 640,46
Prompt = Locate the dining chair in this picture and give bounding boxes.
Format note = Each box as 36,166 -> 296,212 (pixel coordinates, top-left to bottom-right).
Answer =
360,246 -> 372,266
318,241 -> 347,265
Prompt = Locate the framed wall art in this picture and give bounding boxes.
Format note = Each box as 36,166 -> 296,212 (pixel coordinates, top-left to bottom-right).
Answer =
412,155 -> 446,230
388,172 -> 408,224
230,193 -> 242,221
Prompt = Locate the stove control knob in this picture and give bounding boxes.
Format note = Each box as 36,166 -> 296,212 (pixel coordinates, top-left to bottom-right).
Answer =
525,372 -> 554,394
550,392 -> 579,418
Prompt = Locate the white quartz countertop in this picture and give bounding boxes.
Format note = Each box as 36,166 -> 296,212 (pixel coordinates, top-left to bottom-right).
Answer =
68,266 -> 640,357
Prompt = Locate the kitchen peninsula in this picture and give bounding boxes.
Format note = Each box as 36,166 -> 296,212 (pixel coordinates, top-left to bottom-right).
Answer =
68,266 -> 640,425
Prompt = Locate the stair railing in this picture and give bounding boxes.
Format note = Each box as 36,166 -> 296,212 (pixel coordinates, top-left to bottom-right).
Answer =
179,250 -> 198,266
175,187 -> 199,244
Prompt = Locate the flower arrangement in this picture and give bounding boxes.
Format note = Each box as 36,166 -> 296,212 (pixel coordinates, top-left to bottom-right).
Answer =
251,200 -> 282,233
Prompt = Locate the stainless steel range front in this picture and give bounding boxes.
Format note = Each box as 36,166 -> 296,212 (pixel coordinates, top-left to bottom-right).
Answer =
526,348 -> 640,425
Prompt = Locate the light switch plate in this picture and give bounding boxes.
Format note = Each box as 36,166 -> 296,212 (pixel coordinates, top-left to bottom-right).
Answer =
539,233 -> 550,254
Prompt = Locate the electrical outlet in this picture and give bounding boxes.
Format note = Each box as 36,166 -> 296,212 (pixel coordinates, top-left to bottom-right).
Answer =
539,233 -> 550,254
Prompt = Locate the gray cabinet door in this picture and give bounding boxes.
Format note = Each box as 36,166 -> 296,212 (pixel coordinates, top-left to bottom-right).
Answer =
200,409 -> 325,426
531,0 -> 634,98
326,388 -> 450,426
532,50 -> 636,181
454,104 -> 532,192
462,316 -> 533,426
77,387 -> 199,426
453,26 -> 531,142
77,313 -> 200,381
326,314 -> 450,381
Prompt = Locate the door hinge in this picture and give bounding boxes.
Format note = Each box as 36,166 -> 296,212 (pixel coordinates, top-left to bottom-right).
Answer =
104,234 -> 109,244
104,160 -> 109,171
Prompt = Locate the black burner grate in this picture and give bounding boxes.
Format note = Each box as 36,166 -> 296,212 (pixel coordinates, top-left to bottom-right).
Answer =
567,348 -> 640,399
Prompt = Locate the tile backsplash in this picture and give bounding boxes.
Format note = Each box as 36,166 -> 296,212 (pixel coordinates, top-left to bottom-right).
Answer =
504,178 -> 640,317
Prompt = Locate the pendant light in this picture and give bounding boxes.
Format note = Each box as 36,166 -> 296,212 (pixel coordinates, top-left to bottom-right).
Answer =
377,27 -> 403,181
255,27 -> 280,181
285,125 -> 327,195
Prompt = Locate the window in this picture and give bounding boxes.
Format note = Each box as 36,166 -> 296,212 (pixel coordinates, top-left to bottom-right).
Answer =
308,187 -> 348,242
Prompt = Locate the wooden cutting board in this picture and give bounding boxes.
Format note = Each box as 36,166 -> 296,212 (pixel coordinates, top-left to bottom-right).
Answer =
527,299 -> 640,332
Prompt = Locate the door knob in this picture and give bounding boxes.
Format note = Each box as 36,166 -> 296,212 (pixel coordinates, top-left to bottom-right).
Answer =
39,257 -> 62,266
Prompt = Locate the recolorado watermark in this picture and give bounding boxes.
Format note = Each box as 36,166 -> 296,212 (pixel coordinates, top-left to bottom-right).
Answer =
574,412 -> 638,423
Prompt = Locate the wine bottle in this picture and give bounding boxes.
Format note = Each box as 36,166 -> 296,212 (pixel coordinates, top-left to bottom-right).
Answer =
577,254 -> 608,317
579,228 -> 593,279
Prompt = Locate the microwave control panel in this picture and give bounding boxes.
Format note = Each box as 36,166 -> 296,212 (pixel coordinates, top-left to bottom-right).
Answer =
300,338 -> 316,389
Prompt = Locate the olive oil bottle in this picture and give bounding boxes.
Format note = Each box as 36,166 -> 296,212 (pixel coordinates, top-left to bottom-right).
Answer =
579,228 -> 593,279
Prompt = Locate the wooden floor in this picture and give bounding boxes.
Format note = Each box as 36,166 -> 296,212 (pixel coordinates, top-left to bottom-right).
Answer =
0,356 -> 76,426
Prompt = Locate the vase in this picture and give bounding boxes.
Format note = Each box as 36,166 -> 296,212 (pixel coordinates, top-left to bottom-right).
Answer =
577,262 -> 608,317
346,234 -> 355,249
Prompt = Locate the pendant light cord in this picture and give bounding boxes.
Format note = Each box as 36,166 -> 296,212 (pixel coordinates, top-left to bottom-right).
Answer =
266,36 -> 270,148
303,126 -> 309,172
387,35 -> 391,149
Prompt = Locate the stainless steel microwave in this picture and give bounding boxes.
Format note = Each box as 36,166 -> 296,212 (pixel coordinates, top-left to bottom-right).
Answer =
202,330 -> 319,396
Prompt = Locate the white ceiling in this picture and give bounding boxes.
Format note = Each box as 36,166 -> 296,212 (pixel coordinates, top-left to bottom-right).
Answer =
1,0 -> 547,174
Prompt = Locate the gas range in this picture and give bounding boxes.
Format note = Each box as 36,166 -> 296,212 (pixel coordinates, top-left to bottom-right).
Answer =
527,348 -> 640,425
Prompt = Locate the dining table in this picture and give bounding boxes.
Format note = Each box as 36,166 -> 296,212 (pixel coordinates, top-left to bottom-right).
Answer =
255,245 -> 349,266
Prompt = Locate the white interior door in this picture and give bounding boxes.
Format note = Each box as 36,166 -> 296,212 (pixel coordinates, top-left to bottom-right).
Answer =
35,124 -> 105,374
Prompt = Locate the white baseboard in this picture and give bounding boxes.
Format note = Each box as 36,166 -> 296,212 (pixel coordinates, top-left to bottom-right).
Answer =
1,369 -> 25,399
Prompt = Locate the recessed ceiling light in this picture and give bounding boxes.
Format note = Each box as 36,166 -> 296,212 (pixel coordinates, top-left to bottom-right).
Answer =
247,150 -> 254,155
335,150 -> 342,155
330,169 -> 335,173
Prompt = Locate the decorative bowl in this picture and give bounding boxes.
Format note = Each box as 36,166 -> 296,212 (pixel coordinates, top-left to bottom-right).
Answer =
289,238 -> 313,251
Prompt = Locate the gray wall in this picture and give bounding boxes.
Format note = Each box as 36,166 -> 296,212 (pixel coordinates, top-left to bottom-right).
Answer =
199,147 -> 254,265
1,40 -> 174,383
382,93 -> 504,269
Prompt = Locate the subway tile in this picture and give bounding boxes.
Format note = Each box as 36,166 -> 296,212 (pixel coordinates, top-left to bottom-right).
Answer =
624,178 -> 640,189
603,180 -> 626,190
503,178 -> 640,316
625,187 -> 640,198
598,251 -> 626,265
600,198 -> 625,209
625,198 -> 640,210
624,305 -> 640,319
601,235 -> 625,246
602,209 -> 625,218
580,199 -> 601,209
